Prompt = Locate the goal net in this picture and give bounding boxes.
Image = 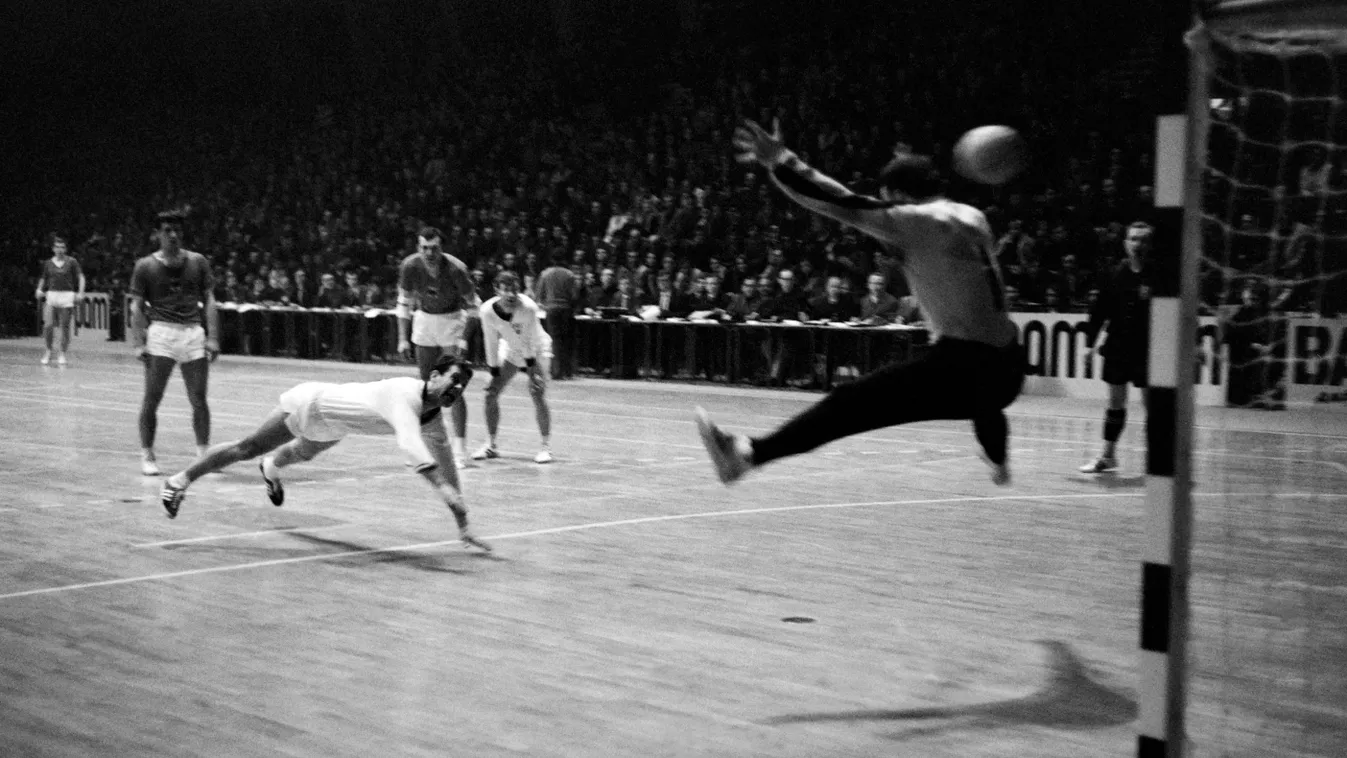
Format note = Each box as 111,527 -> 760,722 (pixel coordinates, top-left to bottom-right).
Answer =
1197,7 -> 1346,410
1179,6 -> 1347,758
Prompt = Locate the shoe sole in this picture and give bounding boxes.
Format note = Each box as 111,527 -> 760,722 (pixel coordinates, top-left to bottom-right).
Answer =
260,460 -> 284,506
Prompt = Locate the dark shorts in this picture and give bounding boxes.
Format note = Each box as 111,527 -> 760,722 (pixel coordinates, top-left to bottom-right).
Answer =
1102,351 -> 1148,388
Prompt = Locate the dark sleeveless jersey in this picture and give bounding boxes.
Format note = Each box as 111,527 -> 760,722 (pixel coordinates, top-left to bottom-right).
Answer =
129,251 -> 215,325
398,253 -> 475,314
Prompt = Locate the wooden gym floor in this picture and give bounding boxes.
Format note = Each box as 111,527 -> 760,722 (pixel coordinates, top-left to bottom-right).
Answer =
0,338 -> 1343,757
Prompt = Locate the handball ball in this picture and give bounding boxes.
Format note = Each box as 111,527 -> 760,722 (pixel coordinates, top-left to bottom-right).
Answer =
953,125 -> 1028,185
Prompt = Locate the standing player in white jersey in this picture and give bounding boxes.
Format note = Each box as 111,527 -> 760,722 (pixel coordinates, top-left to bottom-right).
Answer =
158,355 -> 491,552
696,119 -> 1024,485
34,233 -> 85,366
129,209 -> 220,476
472,271 -> 554,464
397,226 -> 479,467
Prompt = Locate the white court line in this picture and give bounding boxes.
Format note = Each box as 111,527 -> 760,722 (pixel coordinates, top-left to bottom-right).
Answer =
0,492 -> 1143,601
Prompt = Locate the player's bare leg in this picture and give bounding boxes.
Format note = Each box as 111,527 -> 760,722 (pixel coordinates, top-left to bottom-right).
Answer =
40,304 -> 55,364
528,362 -> 552,463
139,355 -> 177,475
179,357 -> 211,457
1081,382 -> 1128,473
55,307 -> 73,363
160,411 -> 295,518
474,365 -> 514,460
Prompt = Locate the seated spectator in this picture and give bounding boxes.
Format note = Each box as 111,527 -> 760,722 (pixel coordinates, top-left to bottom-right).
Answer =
315,272 -> 349,308
858,273 -> 901,324
725,278 -> 761,322
808,276 -> 860,323
652,274 -> 693,318
689,274 -> 730,319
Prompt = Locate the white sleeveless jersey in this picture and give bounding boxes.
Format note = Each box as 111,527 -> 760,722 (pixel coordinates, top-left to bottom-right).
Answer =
479,294 -> 546,368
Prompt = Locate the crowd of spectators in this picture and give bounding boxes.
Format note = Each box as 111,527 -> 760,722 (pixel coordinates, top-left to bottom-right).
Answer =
4,0 -> 1341,342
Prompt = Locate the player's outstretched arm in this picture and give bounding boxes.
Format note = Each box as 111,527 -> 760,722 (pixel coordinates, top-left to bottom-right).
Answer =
734,119 -> 905,245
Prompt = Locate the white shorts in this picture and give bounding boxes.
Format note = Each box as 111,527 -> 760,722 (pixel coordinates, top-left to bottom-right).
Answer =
146,322 -> 208,363
44,291 -> 77,309
412,310 -> 468,349
276,382 -> 347,442
499,333 -> 553,374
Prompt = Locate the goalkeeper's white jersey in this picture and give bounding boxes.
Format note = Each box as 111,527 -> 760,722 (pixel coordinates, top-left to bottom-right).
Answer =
479,295 -> 545,368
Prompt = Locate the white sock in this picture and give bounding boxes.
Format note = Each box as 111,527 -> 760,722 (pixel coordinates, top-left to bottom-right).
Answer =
488,435 -> 498,448
197,445 -> 209,459
142,448 -> 156,460
540,435 -> 550,449
167,472 -> 189,489
262,456 -> 280,479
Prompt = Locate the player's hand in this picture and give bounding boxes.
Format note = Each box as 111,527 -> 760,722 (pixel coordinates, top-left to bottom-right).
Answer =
527,362 -> 547,394
133,343 -> 148,364
205,339 -> 220,363
733,118 -> 787,167
397,338 -> 412,361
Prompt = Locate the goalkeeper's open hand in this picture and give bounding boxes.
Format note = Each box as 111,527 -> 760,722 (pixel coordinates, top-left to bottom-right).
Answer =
734,118 -> 788,167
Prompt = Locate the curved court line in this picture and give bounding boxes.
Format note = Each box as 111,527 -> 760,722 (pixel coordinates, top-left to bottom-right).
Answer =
0,492 -> 1141,602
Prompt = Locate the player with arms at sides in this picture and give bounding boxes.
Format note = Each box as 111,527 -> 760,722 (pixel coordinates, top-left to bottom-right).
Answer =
129,209 -> 220,476
696,120 -> 1024,485
1078,221 -> 1155,474
473,271 -> 554,464
158,356 -> 491,552
34,233 -> 85,366
397,226 -> 479,467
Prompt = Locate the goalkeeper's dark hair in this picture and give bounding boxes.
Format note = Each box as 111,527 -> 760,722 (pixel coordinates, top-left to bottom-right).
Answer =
431,354 -> 459,376
878,152 -> 944,201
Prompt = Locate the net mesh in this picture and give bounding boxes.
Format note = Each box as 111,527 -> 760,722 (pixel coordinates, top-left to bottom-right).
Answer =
1200,26 -> 1346,409
1187,19 -> 1347,758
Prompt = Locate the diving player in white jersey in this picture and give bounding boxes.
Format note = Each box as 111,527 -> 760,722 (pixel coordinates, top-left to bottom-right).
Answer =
158,356 -> 491,551
696,119 -> 1025,485
472,271 -> 555,464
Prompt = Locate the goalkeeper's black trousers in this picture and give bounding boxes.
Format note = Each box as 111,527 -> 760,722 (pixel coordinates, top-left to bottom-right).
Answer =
751,337 -> 1025,467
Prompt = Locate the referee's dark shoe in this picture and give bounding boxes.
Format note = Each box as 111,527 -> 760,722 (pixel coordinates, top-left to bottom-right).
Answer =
160,481 -> 186,519
695,407 -> 752,484
260,457 -> 284,506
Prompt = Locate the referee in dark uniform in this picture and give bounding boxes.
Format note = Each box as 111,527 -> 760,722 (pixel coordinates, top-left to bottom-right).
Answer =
1079,221 -> 1155,474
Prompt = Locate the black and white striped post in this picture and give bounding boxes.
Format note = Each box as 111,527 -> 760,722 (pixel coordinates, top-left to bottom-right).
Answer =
1138,5 -> 1206,757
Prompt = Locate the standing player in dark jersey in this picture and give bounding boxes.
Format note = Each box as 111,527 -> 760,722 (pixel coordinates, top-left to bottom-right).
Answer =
696,119 -> 1024,485
129,209 -> 220,476
34,234 -> 85,366
1079,221 -> 1154,474
397,226 -> 480,467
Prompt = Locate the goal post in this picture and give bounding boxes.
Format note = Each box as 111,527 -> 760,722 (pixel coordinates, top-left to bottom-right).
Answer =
1142,2 -> 1347,756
